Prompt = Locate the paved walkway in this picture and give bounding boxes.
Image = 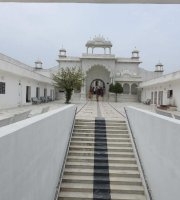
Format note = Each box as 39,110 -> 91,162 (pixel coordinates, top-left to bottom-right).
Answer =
76,101 -> 125,120
1,100 -> 180,121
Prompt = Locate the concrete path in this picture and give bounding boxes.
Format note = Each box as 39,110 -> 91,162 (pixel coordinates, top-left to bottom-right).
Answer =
76,101 -> 125,120
1,100 -> 180,121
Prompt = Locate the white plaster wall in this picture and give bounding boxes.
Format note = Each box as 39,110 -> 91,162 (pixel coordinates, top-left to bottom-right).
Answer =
0,70 -> 54,109
0,54 -> 52,83
36,69 -> 52,78
0,105 -> 76,200
115,63 -> 139,75
141,80 -> 180,110
58,60 -> 81,71
126,106 -> 180,200
171,80 -> 180,111
0,71 -> 20,108
82,59 -> 115,74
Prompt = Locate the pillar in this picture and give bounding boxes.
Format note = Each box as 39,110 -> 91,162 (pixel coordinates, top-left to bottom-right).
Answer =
80,77 -> 86,102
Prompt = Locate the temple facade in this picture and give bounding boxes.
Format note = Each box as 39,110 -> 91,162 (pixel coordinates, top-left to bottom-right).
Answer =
1,36 -> 171,109
49,36 -> 164,102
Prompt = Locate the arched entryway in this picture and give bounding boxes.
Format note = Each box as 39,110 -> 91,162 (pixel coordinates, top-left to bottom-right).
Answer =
131,83 -> 138,95
90,79 -> 105,96
123,83 -> 130,94
85,65 -> 111,101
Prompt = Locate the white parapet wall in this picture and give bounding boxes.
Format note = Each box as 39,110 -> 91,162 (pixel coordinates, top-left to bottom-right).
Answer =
125,106 -> 180,200
0,104 -> 76,200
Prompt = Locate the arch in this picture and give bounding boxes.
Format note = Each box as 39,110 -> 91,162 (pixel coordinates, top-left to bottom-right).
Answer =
90,79 -> 105,88
90,79 -> 105,97
123,83 -> 130,94
131,83 -> 138,95
85,64 -> 111,76
86,65 -> 111,100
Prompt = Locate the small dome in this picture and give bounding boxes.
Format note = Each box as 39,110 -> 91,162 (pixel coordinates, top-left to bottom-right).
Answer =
35,59 -> 42,64
35,59 -> 43,69
132,48 -> 139,59
155,61 -> 164,72
132,47 -> 139,53
59,48 -> 66,52
59,47 -> 67,57
132,49 -> 139,53
86,35 -> 112,47
156,62 -> 163,66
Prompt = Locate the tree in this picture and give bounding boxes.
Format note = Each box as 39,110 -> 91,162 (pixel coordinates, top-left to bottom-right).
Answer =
109,82 -> 123,102
52,67 -> 83,104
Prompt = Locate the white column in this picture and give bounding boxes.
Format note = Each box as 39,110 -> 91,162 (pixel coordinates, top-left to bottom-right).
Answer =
80,77 -> 86,102
130,83 -> 132,95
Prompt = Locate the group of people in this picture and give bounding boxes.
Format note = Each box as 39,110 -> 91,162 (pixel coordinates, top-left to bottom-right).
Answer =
89,86 -> 104,101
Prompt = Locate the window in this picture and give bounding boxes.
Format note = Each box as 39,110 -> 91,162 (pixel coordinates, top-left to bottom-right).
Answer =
0,82 -> 5,94
167,90 -> 173,98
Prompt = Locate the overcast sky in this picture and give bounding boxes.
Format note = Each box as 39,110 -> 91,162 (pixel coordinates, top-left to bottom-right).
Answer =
0,3 -> 180,74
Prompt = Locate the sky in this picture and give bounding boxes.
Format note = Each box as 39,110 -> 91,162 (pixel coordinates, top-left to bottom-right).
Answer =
0,3 -> 180,74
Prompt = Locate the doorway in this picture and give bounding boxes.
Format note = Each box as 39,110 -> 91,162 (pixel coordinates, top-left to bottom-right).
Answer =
26,86 -> 31,102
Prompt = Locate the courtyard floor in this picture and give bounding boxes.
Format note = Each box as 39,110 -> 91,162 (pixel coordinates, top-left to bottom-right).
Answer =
0,100 -> 180,121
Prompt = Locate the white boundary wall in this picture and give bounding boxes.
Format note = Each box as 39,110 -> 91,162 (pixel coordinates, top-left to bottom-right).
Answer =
0,104 -> 76,200
126,106 -> 180,200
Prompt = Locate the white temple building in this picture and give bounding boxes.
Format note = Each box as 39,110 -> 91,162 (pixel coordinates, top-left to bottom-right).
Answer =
49,36 -> 163,102
0,35 -> 180,110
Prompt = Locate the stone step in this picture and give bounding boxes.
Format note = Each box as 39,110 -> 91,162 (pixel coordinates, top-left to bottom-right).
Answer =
69,146 -> 133,152
71,137 -> 130,142
65,162 -> 138,170
75,119 -> 126,124
64,168 -> 140,178
67,156 -> 136,164
74,125 -> 127,130
73,128 -> 128,134
59,191 -> 146,200
60,182 -> 144,195
59,112 -> 146,200
70,141 -> 132,147
68,151 -> 134,158
62,175 -> 142,186
73,133 -> 130,138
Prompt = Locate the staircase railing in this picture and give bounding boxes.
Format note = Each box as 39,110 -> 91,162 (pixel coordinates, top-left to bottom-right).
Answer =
124,107 -> 153,200
54,106 -> 77,200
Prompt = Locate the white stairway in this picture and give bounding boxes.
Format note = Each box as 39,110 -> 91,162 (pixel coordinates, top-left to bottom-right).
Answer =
59,119 -> 147,200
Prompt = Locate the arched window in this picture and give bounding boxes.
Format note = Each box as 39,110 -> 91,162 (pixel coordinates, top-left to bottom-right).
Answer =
123,83 -> 130,94
131,83 -> 138,95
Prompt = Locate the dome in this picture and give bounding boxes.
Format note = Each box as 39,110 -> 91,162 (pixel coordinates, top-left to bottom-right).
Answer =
59,48 -> 66,52
35,59 -> 43,69
132,47 -> 139,53
86,35 -> 112,48
132,48 -> 139,59
132,49 -> 139,53
156,62 -> 163,66
35,59 -> 42,64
